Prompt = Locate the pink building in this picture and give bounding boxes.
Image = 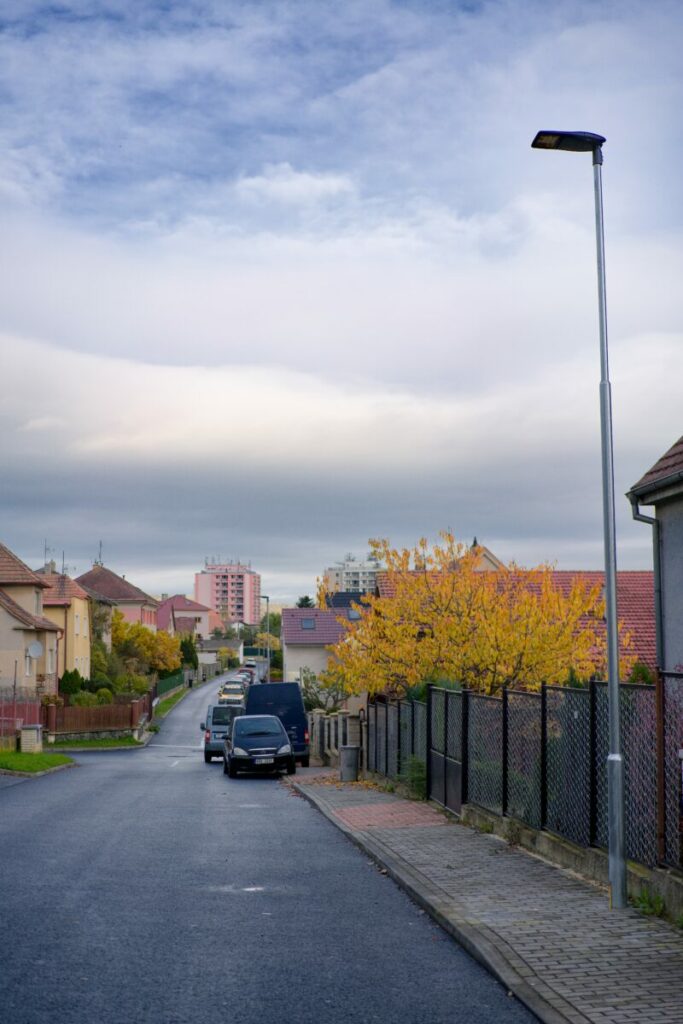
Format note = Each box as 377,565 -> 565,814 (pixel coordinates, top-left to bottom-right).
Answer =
194,562 -> 261,626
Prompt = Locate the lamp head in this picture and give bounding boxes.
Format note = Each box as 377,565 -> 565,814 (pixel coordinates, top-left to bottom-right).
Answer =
532,130 -> 606,154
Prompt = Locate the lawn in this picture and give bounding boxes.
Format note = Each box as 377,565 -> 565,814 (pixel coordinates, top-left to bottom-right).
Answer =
155,687 -> 188,718
0,751 -> 73,773
51,736 -> 143,749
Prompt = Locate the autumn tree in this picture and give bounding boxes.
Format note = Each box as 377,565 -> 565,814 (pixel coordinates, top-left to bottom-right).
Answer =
111,609 -> 182,675
326,533 -> 634,696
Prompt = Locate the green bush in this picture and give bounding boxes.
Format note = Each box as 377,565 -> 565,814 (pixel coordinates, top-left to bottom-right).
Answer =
113,672 -> 149,695
96,688 -> 113,705
90,670 -> 113,691
59,669 -> 84,694
71,690 -> 98,707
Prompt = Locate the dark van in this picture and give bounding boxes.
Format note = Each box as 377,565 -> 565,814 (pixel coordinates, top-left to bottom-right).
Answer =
245,683 -> 310,766
201,703 -> 244,763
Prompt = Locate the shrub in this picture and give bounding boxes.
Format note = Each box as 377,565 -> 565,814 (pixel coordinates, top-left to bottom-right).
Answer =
90,670 -> 113,691
71,690 -> 98,707
628,661 -> 655,685
113,673 -> 149,695
96,688 -> 113,705
59,669 -> 84,695
41,693 -> 64,707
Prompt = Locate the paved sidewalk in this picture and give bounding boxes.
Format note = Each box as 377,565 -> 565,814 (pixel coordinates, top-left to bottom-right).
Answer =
294,780 -> 683,1024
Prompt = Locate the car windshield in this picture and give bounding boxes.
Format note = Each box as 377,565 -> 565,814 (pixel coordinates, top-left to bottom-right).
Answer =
234,718 -> 282,737
222,684 -> 243,691
211,707 -> 238,725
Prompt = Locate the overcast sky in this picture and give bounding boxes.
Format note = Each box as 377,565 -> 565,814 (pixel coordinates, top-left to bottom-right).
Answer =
1,0 -> 682,601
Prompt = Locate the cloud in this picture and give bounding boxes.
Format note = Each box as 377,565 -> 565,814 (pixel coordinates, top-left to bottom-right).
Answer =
235,163 -> 355,204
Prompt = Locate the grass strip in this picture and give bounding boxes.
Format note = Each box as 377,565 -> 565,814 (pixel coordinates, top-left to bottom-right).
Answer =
155,687 -> 188,718
51,736 -> 143,749
0,751 -> 73,773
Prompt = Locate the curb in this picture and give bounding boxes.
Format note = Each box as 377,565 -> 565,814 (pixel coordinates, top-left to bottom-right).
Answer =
0,760 -> 77,779
294,783 -> 588,1024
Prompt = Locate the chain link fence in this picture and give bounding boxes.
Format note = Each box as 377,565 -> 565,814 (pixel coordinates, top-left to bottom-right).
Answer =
663,673 -> 683,868
467,695 -> 503,814
507,690 -> 542,828
546,686 -> 592,846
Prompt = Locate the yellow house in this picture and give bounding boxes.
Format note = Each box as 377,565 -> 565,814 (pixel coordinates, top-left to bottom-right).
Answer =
0,543 -> 59,695
36,564 -> 92,679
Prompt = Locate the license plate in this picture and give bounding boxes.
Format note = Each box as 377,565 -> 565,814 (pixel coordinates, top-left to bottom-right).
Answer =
254,757 -> 274,765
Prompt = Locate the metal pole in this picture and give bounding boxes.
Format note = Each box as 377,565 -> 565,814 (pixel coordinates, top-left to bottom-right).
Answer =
593,148 -> 627,909
265,595 -> 270,682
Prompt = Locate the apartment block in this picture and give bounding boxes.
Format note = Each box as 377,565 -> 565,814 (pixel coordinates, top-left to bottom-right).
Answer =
194,562 -> 261,626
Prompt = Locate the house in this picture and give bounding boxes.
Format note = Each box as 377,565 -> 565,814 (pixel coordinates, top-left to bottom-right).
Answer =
158,595 -> 211,639
76,564 -> 158,631
35,563 -> 92,679
281,607 -> 357,682
0,542 -> 59,695
628,435 -> 683,671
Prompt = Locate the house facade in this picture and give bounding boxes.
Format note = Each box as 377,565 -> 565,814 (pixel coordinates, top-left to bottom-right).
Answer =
158,595 -> 211,639
281,607 -> 355,682
0,543 -> 59,695
628,435 -> 683,671
36,564 -> 92,678
76,564 -> 158,631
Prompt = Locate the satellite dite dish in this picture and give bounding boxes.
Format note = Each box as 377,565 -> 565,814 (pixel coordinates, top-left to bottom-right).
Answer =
27,641 -> 43,659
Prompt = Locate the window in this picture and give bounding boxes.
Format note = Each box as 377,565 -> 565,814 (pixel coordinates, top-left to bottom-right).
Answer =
25,650 -> 31,676
35,591 -> 41,615
47,648 -> 54,674
75,613 -> 80,636
83,615 -> 88,638
301,618 -> 316,630
348,609 -> 361,621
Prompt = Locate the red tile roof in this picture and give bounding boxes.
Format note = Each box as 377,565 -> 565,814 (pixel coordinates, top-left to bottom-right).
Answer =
631,435 -> 683,495
0,588 -> 59,631
0,543 -> 49,588
282,607 -> 353,646
173,616 -> 198,635
158,594 -> 209,631
35,569 -> 89,606
76,564 -> 158,606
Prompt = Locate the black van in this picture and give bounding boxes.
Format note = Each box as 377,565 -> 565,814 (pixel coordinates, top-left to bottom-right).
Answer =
245,683 -> 310,766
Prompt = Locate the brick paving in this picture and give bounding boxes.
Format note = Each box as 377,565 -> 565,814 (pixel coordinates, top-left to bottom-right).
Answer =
296,781 -> 683,1024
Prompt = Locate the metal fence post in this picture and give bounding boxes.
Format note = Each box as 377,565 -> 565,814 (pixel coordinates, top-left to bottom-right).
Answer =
396,700 -> 402,778
540,682 -> 548,829
411,699 -> 415,757
461,688 -> 469,806
502,687 -> 509,817
443,690 -> 449,806
373,698 -> 378,773
426,684 -> 433,801
385,699 -> 389,777
589,679 -> 598,846
655,669 -> 667,864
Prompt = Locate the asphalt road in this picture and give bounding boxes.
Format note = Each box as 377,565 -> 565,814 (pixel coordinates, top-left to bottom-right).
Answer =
0,679 -> 534,1024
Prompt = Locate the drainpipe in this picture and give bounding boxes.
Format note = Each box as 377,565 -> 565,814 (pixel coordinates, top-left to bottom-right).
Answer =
628,492 -> 663,669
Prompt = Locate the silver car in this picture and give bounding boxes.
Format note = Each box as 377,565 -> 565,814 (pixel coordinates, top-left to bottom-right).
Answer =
201,703 -> 244,763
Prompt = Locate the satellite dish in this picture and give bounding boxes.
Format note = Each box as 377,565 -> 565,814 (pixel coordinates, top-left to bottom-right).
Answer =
28,641 -> 43,659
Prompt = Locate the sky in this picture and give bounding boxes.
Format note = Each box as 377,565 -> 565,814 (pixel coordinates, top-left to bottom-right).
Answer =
1,0 -> 682,601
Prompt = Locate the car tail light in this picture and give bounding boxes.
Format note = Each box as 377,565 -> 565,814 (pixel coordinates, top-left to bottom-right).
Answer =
304,730 -> 309,743
205,730 -> 211,742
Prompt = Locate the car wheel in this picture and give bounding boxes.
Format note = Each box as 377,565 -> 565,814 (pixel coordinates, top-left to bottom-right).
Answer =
228,761 -> 237,778
300,756 -> 309,768
223,757 -> 229,775
204,752 -> 212,763
287,760 -> 296,775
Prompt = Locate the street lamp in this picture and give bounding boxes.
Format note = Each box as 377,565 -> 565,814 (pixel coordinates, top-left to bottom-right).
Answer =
531,129 -> 626,910
260,594 -> 270,682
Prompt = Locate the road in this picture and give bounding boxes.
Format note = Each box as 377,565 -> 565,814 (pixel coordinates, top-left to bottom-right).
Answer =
0,678 -> 534,1024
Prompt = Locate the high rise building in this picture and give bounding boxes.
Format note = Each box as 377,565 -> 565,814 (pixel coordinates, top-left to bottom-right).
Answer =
322,553 -> 383,595
194,561 -> 261,626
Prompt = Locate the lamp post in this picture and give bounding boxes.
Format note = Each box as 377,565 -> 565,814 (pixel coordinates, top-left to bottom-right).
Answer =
261,594 -> 270,682
531,130 -> 626,910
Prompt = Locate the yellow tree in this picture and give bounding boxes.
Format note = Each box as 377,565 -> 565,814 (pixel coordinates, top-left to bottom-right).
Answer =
326,533 -> 634,696
111,610 -> 181,674
255,631 -> 280,652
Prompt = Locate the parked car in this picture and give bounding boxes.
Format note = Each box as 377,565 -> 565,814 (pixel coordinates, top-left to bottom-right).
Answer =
244,683 -> 310,767
219,682 -> 246,702
223,715 -> 296,777
201,703 -> 245,763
